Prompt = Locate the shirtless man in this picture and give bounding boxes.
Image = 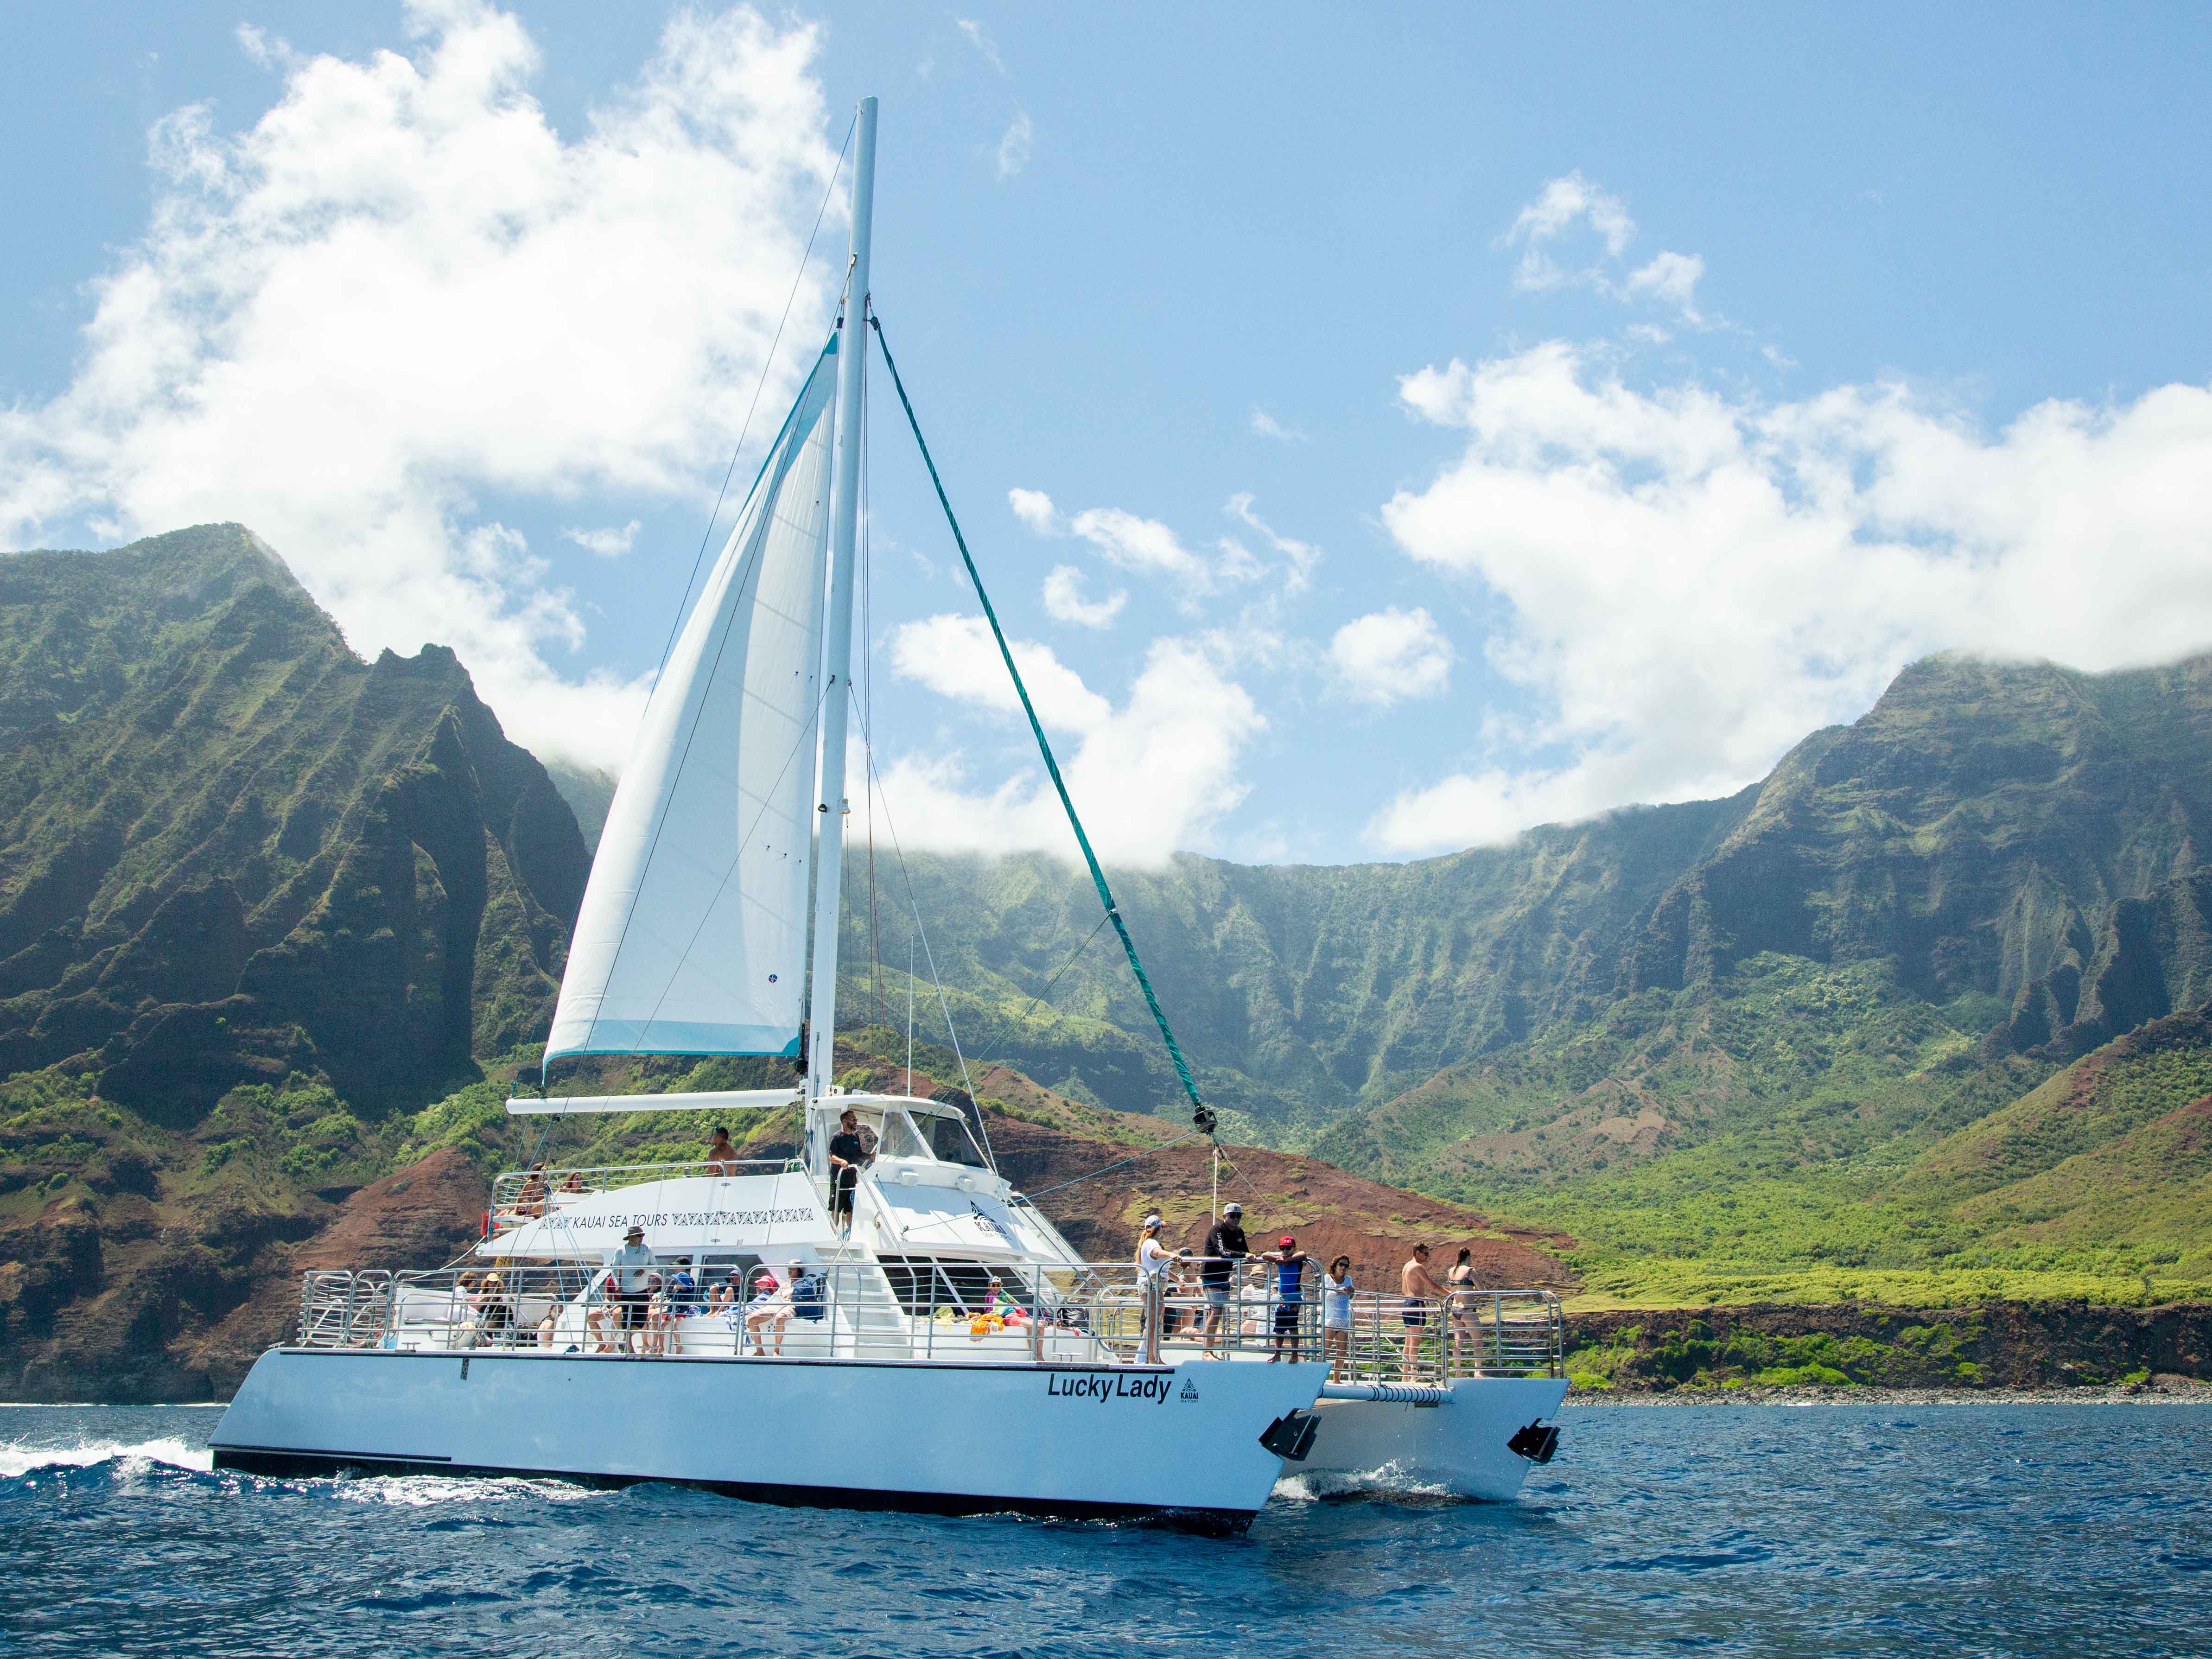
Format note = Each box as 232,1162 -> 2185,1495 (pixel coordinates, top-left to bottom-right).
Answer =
704,1125 -> 740,1175
1399,1243 -> 1453,1374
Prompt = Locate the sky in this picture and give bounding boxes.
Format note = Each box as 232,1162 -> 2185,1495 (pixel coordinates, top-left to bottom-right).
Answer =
3,1 -> 2210,868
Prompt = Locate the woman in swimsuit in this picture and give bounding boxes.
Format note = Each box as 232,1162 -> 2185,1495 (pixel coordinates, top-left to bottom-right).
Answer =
1447,1247 -> 1482,1374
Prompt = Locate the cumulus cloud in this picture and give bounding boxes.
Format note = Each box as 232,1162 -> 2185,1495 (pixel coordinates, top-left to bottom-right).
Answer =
1370,341 -> 2212,852
0,0 -> 839,770
1008,486 -> 1059,534
1010,486 -> 1316,608
890,613 -> 1111,733
1502,170 -> 1634,290
1042,564 -> 1125,628
562,520 -> 642,558
881,621 -> 1263,864
1499,171 -> 1709,327
1330,607 -> 1453,706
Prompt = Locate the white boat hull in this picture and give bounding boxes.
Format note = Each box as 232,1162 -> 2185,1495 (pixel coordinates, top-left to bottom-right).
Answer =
211,1348 -> 1328,1530
1290,1377 -> 1569,1500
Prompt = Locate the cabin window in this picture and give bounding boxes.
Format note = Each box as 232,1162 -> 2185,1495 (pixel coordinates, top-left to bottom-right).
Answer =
920,1113 -> 990,1168
874,1110 -> 931,1161
877,1255 -> 1007,1316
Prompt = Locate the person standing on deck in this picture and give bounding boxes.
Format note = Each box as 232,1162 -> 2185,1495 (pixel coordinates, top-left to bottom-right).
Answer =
1199,1202 -> 1248,1357
1258,1236 -> 1318,1363
826,1109 -> 871,1234
1399,1244 -> 1452,1376
1135,1214 -> 1177,1358
609,1224 -> 657,1351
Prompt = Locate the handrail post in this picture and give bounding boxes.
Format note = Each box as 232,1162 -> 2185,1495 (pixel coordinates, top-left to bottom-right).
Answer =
1143,1274 -> 1162,1365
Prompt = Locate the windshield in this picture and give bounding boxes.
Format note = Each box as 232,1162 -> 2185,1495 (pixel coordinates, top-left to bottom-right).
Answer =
921,1112 -> 990,1168
875,1110 -> 930,1160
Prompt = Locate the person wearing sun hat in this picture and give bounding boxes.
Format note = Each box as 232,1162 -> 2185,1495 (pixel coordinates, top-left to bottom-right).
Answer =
608,1223 -> 656,1349
1199,1201 -> 1248,1357
1258,1234 -> 1319,1363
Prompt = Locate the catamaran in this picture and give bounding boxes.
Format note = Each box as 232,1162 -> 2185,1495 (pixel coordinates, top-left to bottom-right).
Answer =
210,96 -> 1567,1529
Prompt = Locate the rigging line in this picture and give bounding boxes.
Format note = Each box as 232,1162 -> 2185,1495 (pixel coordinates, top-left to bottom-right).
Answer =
845,679 -> 995,1172
654,113 -> 855,687
571,356 -> 838,1065
1021,1127 -> 1212,1202
868,312 -> 1210,1119
963,910 -> 1111,1087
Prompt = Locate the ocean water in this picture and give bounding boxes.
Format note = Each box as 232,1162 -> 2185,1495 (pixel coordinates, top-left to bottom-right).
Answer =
2,1402 -> 2207,1657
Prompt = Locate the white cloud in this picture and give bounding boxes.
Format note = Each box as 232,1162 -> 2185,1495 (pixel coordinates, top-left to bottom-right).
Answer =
0,0 -> 839,772
955,18 -> 1008,76
880,631 -> 1264,865
1626,251 -> 1706,326
1501,170 -> 1635,291
1370,340 -> 2212,853
561,519 -> 642,558
1223,493 -> 1320,593
995,110 -> 1034,180
1008,486 -> 1059,534
1500,172 -> 1710,328
890,613 -> 1111,734
1330,606 -> 1453,706
1042,564 -> 1125,629
1068,506 -> 1213,595
1249,407 -> 1305,443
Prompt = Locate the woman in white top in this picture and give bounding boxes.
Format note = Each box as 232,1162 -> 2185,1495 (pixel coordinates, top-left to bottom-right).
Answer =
1322,1255 -> 1355,1380
1135,1214 -> 1176,1358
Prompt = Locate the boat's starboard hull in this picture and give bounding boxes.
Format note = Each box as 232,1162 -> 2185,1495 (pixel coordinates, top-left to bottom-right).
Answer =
211,1347 -> 1327,1530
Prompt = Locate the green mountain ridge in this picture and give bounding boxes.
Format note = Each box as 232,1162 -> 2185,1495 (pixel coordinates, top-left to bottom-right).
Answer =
5,525 -> 2212,1398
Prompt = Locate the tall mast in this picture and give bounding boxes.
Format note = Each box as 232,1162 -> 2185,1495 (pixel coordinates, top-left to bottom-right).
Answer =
805,95 -> 877,1105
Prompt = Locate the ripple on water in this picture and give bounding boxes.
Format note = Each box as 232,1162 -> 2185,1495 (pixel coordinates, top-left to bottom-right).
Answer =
0,1401 -> 2208,1659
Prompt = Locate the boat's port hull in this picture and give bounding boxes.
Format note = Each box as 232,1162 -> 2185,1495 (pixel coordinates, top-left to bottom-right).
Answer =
211,1347 -> 1328,1530
1292,1375 -> 1570,1500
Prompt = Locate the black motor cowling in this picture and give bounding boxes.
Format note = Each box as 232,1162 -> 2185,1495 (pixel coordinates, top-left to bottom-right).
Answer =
1508,1421 -> 1560,1464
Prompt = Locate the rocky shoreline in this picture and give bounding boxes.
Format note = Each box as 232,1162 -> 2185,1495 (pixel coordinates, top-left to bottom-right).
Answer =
1568,1376 -> 2212,1407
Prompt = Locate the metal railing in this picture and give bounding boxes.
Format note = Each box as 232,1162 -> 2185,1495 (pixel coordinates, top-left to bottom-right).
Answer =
291,1260 -> 1560,1378
1325,1289 -> 1563,1383
488,1159 -> 806,1233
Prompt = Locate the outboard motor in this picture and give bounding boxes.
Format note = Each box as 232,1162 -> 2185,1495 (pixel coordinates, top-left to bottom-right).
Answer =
1508,1421 -> 1561,1464
1513,1416 -> 1566,1468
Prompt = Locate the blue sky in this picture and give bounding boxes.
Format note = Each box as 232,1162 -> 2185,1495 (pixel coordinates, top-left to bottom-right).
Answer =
5,3 -> 2210,865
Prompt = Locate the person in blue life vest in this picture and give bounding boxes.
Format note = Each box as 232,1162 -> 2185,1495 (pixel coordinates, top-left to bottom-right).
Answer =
1257,1236 -> 1319,1363
788,1263 -> 826,1333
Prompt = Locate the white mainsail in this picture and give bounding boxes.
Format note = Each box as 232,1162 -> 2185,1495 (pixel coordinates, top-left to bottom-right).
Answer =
547,341 -> 839,1061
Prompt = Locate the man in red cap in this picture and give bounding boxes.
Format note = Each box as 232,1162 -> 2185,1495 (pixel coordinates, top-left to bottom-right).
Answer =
1258,1234 -> 1319,1363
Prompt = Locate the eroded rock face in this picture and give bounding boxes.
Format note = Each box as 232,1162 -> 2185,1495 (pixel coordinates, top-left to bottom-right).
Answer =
983,1112 -> 1574,1293
0,1149 -> 490,1402
0,525 -> 589,1117
182,1147 -> 490,1389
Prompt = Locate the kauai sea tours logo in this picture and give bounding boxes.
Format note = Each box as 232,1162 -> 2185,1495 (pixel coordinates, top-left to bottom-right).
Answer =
1180,1378 -> 1200,1400
544,1208 -> 816,1233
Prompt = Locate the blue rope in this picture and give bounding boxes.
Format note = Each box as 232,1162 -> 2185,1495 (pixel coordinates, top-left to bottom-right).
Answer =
868,313 -> 1208,1119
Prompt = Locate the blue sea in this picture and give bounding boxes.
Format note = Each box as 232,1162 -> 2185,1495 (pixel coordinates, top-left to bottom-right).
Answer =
3,1402 -> 2207,1656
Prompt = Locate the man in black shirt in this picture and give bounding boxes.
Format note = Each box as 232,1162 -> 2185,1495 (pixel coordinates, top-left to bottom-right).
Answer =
1199,1201 -> 1248,1356
827,1108 -> 870,1234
